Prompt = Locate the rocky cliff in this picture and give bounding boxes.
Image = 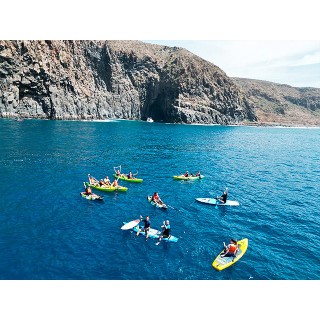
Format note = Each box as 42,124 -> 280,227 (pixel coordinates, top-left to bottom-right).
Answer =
0,40 -> 256,124
233,78 -> 320,126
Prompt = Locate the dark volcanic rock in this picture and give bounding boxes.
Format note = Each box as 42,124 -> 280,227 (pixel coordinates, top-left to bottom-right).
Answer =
0,40 -> 256,124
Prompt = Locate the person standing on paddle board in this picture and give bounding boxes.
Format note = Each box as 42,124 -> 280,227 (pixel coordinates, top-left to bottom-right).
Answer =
217,187 -> 228,203
220,239 -> 238,257
156,220 -> 171,244
136,215 -> 151,239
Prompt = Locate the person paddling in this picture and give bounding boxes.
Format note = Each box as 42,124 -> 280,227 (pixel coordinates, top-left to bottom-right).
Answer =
111,178 -> 119,187
83,182 -> 92,195
217,187 -> 228,203
220,239 -> 238,257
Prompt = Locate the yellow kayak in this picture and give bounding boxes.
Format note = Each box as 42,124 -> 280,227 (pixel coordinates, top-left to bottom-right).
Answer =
85,182 -> 128,192
212,238 -> 248,271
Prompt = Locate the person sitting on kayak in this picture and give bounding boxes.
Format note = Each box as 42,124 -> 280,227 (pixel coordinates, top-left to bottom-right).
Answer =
111,178 -> 119,187
157,220 -> 171,244
103,176 -> 111,186
184,171 -> 189,177
99,179 -> 106,187
88,174 -> 99,186
127,171 -> 134,179
217,187 -> 228,203
195,171 -> 201,177
136,215 -> 151,239
115,169 -> 122,177
152,192 -> 164,205
220,239 -> 238,257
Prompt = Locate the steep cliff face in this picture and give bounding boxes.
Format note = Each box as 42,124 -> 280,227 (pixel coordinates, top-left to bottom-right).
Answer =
0,40 -> 256,124
233,78 -> 320,126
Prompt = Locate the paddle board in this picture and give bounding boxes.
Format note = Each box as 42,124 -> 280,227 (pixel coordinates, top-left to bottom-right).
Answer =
195,198 -> 240,206
212,238 -> 248,271
121,219 -> 140,230
122,222 -> 178,242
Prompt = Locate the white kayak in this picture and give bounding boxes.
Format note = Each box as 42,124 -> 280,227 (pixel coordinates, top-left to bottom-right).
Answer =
195,198 -> 240,206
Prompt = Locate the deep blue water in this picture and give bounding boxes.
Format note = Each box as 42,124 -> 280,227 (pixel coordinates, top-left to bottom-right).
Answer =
0,119 -> 319,280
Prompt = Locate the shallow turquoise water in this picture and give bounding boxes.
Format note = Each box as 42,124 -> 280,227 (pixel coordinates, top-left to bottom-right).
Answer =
0,119 -> 319,279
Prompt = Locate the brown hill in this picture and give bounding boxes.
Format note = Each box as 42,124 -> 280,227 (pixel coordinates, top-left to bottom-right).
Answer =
233,78 -> 320,126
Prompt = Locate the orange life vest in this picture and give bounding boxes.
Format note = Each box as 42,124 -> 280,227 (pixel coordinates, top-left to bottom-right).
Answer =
228,244 -> 237,253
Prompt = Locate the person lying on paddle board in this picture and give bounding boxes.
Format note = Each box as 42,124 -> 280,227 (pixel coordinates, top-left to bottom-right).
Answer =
216,187 -> 228,203
220,239 -> 238,257
156,220 -> 171,244
152,192 -> 164,205
136,215 -> 151,239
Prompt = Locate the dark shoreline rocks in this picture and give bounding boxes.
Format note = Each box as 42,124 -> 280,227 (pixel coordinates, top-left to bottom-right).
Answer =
1,40 -> 319,126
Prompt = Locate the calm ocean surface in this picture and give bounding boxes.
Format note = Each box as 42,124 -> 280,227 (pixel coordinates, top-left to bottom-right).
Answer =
0,119 -> 319,280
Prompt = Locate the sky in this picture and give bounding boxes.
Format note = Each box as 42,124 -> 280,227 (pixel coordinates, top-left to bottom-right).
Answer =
1,2 -> 319,88
143,40 -> 320,88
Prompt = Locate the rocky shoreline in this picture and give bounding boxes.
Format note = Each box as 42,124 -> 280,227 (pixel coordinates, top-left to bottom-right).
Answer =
1,40 -> 319,126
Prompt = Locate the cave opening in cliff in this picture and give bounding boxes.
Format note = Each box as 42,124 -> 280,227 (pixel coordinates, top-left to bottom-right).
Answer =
145,95 -> 172,122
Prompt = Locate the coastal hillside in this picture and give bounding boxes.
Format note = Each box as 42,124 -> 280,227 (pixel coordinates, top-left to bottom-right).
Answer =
0,40 -> 255,124
233,78 -> 320,126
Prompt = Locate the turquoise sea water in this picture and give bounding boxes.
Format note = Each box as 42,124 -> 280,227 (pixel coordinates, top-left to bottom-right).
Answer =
0,119 -> 319,280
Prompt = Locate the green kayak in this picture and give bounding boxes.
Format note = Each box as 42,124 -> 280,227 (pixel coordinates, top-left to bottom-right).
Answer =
173,175 -> 204,180
113,174 -> 143,183
85,182 -> 128,192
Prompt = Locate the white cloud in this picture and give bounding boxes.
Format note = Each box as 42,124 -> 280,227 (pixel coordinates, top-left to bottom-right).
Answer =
144,40 -> 320,88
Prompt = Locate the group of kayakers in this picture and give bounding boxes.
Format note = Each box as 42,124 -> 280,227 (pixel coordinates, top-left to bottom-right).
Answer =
83,173 -> 120,196
82,167 -> 237,256
183,170 -> 201,177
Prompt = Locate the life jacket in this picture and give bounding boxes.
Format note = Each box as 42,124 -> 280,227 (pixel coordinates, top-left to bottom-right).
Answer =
228,243 -> 237,253
153,194 -> 159,200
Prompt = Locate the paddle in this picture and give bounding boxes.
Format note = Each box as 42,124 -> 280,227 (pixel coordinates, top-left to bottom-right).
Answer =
133,164 -> 141,177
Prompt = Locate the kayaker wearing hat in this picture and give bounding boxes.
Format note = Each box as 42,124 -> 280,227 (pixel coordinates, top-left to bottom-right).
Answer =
220,239 -> 238,257
156,220 -> 171,245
